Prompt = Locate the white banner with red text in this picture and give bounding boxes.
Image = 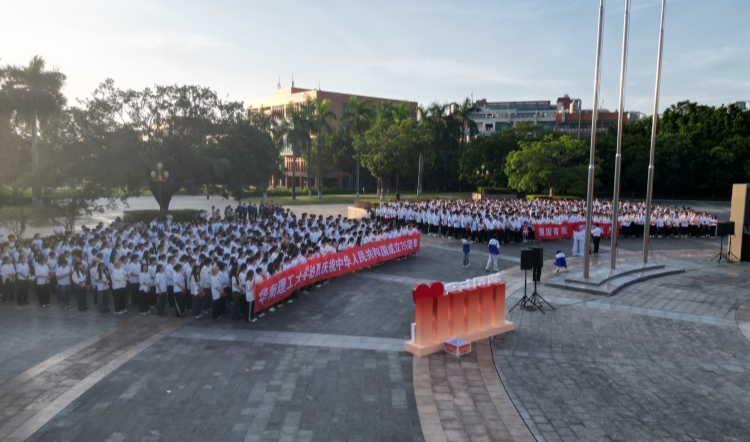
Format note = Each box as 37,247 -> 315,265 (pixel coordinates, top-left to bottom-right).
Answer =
253,233 -> 421,313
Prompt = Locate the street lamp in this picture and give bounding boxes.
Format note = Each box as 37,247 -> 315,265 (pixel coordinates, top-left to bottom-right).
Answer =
151,163 -> 169,216
475,164 -> 487,189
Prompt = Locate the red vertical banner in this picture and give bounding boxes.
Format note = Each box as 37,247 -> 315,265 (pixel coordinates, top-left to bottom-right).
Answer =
253,233 -> 421,313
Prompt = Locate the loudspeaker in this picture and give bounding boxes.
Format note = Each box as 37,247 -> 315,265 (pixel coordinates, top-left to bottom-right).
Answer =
726,221 -> 736,236
520,249 -> 534,270
717,222 -> 728,237
531,246 -> 543,269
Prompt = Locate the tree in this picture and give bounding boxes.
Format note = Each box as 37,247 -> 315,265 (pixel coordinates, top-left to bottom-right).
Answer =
355,116 -> 424,201
343,96 -> 374,199
211,119 -> 282,199
1,55 -> 67,206
81,80 -> 244,215
454,98 -> 479,191
311,99 -> 337,198
505,134 -> 589,196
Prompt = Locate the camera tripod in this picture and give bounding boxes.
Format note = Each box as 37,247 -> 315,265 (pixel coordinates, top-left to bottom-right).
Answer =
509,268 -> 555,314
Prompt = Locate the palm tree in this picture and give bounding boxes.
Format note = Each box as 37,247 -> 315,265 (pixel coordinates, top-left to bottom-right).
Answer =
454,98 -> 479,191
343,96 -> 374,199
283,103 -> 310,200
311,99 -> 337,199
1,56 -> 66,206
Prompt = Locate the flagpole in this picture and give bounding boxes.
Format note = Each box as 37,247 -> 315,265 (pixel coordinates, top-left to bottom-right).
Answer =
610,0 -> 631,271
642,0 -> 667,265
583,0 -> 606,279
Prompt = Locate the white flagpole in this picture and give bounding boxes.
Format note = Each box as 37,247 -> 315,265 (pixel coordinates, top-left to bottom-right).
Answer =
583,0 -> 606,279
610,0 -> 631,271
642,0 -> 667,265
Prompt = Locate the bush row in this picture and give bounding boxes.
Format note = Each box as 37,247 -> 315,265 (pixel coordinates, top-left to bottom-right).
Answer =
122,209 -> 202,224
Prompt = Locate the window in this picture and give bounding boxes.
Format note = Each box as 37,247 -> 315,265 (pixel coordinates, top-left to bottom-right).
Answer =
341,102 -> 349,115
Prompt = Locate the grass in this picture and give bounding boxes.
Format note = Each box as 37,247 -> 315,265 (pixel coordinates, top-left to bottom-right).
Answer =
238,191 -> 474,206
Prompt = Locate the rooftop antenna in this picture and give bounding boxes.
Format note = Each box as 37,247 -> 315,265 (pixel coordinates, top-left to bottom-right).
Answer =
292,73 -> 294,88
318,81 -> 320,91
277,76 -> 281,89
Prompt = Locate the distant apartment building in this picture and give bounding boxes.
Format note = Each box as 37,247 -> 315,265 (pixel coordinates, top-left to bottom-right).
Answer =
730,101 -> 750,111
247,86 -> 417,189
470,94 -> 641,139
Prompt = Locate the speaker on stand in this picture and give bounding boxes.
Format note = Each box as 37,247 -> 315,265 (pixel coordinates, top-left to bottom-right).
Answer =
510,249 -> 535,313
509,247 -> 555,314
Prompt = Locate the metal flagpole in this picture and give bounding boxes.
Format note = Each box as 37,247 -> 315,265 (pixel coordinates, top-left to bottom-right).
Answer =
610,0 -> 631,272
642,0 -> 667,265
583,0 -> 606,279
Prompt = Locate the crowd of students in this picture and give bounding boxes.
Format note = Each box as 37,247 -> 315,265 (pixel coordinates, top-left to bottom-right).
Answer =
0,202 -> 416,322
374,198 -> 719,243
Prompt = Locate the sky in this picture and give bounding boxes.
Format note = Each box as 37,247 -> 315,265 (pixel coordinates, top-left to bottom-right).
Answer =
1,0 -> 748,114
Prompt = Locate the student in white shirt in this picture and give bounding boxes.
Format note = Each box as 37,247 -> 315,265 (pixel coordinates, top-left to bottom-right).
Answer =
111,260 -> 128,315
94,262 -> 112,313
138,264 -> 151,315
172,263 -> 186,318
55,257 -> 74,309
71,261 -> 89,311
155,264 -> 168,317
34,255 -> 51,307
190,264 -> 203,319
210,266 -> 223,320
1,256 -> 17,304
15,255 -> 31,306
245,268 -> 257,322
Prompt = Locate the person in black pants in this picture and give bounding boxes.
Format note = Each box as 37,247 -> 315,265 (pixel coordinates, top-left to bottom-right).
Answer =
592,223 -> 602,253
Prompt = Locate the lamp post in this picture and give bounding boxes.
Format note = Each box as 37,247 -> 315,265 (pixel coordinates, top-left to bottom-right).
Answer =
475,165 -> 487,189
150,163 -> 169,217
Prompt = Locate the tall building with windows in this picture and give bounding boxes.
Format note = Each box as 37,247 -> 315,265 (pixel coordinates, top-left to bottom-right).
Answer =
247,86 -> 417,189
469,94 -> 641,139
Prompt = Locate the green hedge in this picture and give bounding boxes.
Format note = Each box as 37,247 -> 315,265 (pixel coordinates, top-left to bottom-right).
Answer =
123,209 -> 201,224
477,187 -> 516,195
525,194 -> 583,201
243,187 -> 357,198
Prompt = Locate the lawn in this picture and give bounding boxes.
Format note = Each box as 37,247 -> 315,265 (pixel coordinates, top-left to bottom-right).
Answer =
239,191 -> 474,206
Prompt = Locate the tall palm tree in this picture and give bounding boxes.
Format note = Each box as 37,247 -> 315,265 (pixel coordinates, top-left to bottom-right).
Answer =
283,103 -> 310,200
454,98 -> 479,191
343,96 -> 374,199
311,98 -> 337,199
2,56 -> 66,206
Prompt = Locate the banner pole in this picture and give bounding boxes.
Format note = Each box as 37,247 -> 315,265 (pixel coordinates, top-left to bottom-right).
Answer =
584,0 -> 605,279
610,0 -> 631,271
642,0 -> 667,265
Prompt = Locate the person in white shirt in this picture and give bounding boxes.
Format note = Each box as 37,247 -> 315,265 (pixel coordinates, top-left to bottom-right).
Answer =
486,236 -> 500,272
71,261 -> 89,311
190,264 -> 203,319
210,266 -> 223,319
245,268 -> 257,323
55,257 -> 73,309
127,255 -> 141,307
111,260 -> 128,315
1,256 -> 17,304
94,262 -> 111,313
15,255 -> 31,306
172,263 -> 186,318
34,256 -> 51,307
592,224 -> 602,254
138,264 -> 151,315
155,264 -> 168,317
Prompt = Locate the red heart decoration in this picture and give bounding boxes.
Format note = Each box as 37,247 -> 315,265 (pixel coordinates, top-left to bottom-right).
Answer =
412,281 -> 445,303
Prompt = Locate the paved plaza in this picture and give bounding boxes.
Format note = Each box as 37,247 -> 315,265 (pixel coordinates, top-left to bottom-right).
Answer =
1,225 -> 749,441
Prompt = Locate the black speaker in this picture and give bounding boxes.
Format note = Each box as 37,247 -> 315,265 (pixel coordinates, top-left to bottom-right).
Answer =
726,221 -> 736,236
531,246 -> 543,269
520,249 -> 534,270
717,222 -> 728,237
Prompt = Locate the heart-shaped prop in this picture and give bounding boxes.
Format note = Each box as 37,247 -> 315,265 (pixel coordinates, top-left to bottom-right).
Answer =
412,281 -> 445,303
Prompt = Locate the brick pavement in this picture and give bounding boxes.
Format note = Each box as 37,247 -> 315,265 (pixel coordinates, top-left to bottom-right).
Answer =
493,260 -> 750,442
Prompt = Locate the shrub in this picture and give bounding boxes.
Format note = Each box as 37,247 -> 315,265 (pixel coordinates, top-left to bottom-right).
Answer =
123,209 -> 201,224
525,194 -> 582,202
353,200 -> 373,210
477,187 -> 515,195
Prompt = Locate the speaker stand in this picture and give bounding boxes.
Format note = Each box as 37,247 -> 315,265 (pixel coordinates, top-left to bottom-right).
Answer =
711,235 -> 730,262
509,270 -> 534,313
727,235 -> 743,263
526,279 -> 555,314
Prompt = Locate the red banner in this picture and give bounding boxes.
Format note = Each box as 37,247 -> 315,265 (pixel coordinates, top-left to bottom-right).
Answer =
534,222 -> 619,240
253,233 -> 421,313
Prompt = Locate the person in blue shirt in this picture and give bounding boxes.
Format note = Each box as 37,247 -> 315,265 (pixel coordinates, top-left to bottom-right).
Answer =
486,236 -> 500,272
462,237 -> 471,268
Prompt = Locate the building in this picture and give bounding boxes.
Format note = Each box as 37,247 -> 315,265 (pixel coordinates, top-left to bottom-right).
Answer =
247,86 -> 418,189
730,101 -> 750,111
470,94 -> 641,139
